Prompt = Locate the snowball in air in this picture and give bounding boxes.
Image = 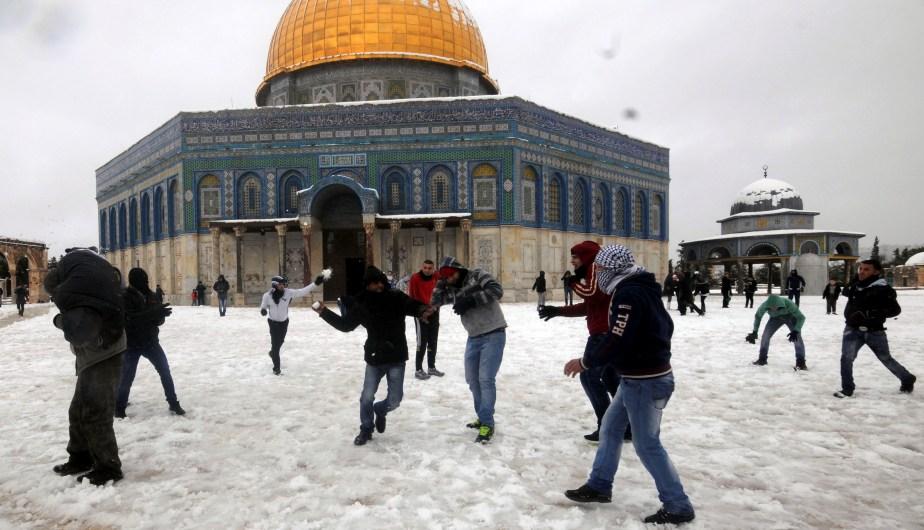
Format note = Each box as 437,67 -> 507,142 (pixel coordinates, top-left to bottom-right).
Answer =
321,268 -> 333,280
311,301 -> 321,310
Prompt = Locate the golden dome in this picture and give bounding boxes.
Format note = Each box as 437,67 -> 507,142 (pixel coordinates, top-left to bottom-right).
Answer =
262,0 -> 495,91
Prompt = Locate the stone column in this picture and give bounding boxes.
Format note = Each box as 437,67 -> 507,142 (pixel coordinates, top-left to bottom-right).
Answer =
362,214 -> 376,266
210,227 -> 221,281
433,219 -> 446,264
736,259 -> 745,293
233,226 -> 245,294
389,220 -> 402,277
300,216 -> 313,283
460,218 -> 472,265
275,223 -> 288,276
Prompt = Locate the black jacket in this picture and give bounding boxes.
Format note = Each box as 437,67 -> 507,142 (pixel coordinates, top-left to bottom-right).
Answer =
744,278 -> 758,294
14,286 -> 27,303
125,286 -> 166,348
721,277 -> 732,294
786,273 -> 806,292
43,249 -> 124,346
320,288 -> 426,365
822,284 -> 842,300
694,277 -> 710,295
843,276 -> 900,331
531,275 -> 546,293
583,272 -> 673,378
213,278 -> 230,296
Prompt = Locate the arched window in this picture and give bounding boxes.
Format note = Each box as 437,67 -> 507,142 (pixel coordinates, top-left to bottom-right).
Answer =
548,176 -> 562,223
800,241 -> 819,254
170,180 -> 182,234
282,173 -> 302,215
141,193 -> 151,242
99,211 -> 107,251
239,174 -> 262,219
109,207 -> 117,250
118,204 -> 127,249
199,174 -> 221,227
632,191 -> 645,234
428,167 -> 452,212
384,169 -> 406,211
154,188 -> 164,239
571,180 -> 586,227
522,166 -> 537,221
614,188 -> 627,232
650,195 -> 663,238
593,184 -> 607,231
129,198 -> 139,245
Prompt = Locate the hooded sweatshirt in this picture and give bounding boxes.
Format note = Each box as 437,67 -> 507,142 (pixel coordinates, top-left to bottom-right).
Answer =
842,275 -> 900,331
125,268 -> 167,348
752,294 -> 805,333
431,256 -> 507,337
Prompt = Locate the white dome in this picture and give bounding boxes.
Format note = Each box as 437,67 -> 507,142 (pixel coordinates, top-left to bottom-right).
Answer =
730,177 -> 804,215
906,252 -> 924,267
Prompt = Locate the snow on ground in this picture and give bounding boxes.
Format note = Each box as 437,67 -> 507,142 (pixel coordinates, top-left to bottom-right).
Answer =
0,292 -> 922,529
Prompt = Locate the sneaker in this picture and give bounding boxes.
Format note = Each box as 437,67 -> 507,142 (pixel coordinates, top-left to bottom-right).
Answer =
466,419 -> 482,429
794,360 -> 808,371
273,368 -> 281,376
900,375 -> 916,394
77,468 -> 123,486
427,367 -> 445,377
584,430 -> 599,443
353,431 -> 373,446
833,389 -> 854,398
643,508 -> 695,525
752,359 -> 767,366
169,402 -> 186,416
374,409 -> 387,434
564,484 -> 611,503
474,425 -> 494,443
52,459 -> 93,476
414,369 -> 430,380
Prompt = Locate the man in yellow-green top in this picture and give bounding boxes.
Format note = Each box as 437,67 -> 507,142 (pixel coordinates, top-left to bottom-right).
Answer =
746,294 -> 807,370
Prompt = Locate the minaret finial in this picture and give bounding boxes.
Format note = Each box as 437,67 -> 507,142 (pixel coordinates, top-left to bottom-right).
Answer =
762,164 -> 768,178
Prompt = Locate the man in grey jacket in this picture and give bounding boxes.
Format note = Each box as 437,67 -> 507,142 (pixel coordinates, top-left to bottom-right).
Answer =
430,256 -> 507,443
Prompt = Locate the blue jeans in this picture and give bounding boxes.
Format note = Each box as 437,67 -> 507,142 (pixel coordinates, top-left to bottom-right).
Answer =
360,362 -> 405,434
116,343 -> 178,410
464,329 -> 506,427
758,316 -> 805,363
218,295 -> 228,315
840,327 -> 914,393
579,334 -> 620,427
587,374 -> 694,516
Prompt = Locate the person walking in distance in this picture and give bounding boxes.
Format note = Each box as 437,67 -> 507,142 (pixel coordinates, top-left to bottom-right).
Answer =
834,260 -> 916,398
538,241 -> 629,443
746,294 -> 807,370
314,266 -> 434,445
15,284 -> 28,316
563,245 -> 695,525
785,269 -> 806,307
693,271 -> 710,314
822,279 -> 841,315
195,280 -> 207,307
213,275 -> 230,317
431,256 -> 507,443
561,270 -> 574,306
408,260 -> 444,380
154,284 -> 165,304
531,271 -> 547,308
115,268 -> 185,418
744,275 -> 757,308
721,272 -> 733,308
260,272 -> 328,375
662,273 -> 675,309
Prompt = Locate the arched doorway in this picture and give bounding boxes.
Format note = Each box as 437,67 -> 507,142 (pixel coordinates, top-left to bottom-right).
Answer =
0,253 -> 9,299
311,185 -> 366,299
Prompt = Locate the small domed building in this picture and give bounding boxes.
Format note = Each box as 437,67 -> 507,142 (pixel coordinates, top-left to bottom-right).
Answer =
891,252 -> 924,288
96,0 -> 671,304
679,171 -> 863,295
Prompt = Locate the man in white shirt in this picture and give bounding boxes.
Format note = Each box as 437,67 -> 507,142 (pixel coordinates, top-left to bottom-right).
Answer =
260,274 -> 326,375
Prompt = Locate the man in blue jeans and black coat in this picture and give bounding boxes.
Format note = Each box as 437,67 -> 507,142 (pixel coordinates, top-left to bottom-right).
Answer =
314,266 -> 433,446
563,245 -> 695,525
431,256 -> 507,444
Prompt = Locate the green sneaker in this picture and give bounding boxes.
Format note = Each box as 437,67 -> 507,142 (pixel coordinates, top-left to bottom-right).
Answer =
475,425 -> 494,443
466,419 -> 481,429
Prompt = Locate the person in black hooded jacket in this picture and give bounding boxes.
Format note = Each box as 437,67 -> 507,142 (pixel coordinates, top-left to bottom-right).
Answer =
314,266 -> 433,446
115,267 -> 185,417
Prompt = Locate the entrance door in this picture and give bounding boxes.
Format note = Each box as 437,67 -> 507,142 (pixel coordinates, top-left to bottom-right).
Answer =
323,229 -> 366,300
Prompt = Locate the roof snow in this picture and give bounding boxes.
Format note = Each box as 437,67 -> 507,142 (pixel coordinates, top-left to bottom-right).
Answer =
733,178 -> 800,208
905,252 -> 924,267
682,228 -> 864,245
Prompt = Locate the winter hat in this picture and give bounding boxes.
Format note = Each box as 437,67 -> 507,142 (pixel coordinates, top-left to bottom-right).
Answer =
363,266 -> 389,286
570,241 -> 601,266
437,256 -> 465,280
60,307 -> 103,347
271,275 -> 288,288
128,268 -> 150,292
594,245 -> 645,295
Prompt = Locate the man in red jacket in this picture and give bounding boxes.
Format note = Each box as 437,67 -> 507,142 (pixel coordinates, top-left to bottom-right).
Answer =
539,241 -> 628,442
408,259 -> 444,380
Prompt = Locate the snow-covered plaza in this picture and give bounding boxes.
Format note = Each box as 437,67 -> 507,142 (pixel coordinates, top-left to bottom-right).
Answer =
1,292 -> 922,529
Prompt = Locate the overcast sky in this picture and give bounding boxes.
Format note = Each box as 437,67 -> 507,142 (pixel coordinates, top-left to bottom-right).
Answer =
1,0 -> 922,258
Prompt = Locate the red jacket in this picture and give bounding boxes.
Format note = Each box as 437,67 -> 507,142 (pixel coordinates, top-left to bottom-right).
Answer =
408,271 -> 437,305
560,262 -> 611,335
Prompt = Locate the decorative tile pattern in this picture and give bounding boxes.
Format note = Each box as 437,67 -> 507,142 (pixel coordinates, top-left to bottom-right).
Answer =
457,160 -> 468,209
412,167 -> 423,211
266,173 -> 276,216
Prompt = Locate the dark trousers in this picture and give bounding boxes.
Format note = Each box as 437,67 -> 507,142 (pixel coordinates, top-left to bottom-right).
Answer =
745,293 -> 755,308
678,298 -> 702,315
564,288 -> 573,305
840,328 -> 914,393
117,343 -> 178,410
68,354 -> 122,473
268,318 -> 290,371
414,312 -> 440,371
722,290 -> 731,308
788,289 -> 801,306
579,334 -> 620,425
17,302 -> 25,315
825,297 -> 838,314
699,295 -> 708,313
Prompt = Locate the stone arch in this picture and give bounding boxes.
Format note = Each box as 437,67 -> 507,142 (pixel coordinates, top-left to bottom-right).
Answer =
685,249 -> 698,262
834,242 -> 853,256
708,246 -> 732,260
747,242 -> 781,256
800,240 -> 820,254
299,174 -> 380,217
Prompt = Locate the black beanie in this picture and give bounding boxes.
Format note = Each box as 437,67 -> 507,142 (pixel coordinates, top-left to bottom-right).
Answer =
363,266 -> 389,286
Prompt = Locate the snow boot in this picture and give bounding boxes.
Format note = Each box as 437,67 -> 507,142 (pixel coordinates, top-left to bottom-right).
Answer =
374,410 -> 387,434
427,367 -> 445,377
752,359 -> 767,366
466,419 -> 481,429
53,459 -> 92,476
564,484 -> 611,503
474,425 -> 494,444
584,430 -> 599,443
900,375 -> 916,393
794,360 -> 808,371
353,430 -> 373,446
77,468 -> 123,486
643,508 -> 696,525
833,389 -> 854,398
169,402 -> 186,416
414,369 -> 430,380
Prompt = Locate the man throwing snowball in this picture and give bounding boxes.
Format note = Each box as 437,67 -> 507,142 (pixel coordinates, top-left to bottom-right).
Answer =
260,270 -> 329,375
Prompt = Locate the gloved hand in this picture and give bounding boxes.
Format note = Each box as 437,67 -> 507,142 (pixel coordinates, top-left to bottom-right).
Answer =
538,305 -> 562,321
745,331 -> 758,344
158,303 -> 173,319
314,274 -> 326,286
787,331 -> 800,343
260,308 -> 268,317
452,297 -> 476,316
